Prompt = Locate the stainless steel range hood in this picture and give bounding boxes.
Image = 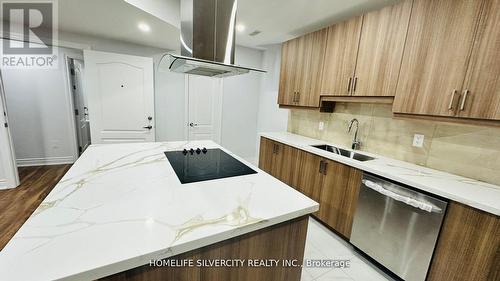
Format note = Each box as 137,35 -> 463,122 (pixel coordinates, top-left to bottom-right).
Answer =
160,0 -> 265,78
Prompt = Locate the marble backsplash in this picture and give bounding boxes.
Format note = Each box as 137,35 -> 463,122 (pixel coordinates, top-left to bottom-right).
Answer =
288,103 -> 500,187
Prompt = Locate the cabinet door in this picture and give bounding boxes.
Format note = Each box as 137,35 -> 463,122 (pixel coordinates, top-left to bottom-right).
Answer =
295,28 -> 328,107
272,143 -> 301,186
458,0 -> 500,120
278,38 -> 300,106
258,137 -> 274,174
393,0 -> 483,116
295,151 -> 323,203
320,16 -> 362,96
353,1 -> 412,97
427,202 -> 500,281
318,159 -> 362,238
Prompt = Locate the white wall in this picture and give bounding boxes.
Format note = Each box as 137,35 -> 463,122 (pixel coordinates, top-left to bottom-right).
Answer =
255,45 -> 289,157
220,46 -> 264,160
2,34 -> 169,166
154,63 -> 186,142
256,45 -> 289,133
154,46 -> 266,161
2,44 -> 82,166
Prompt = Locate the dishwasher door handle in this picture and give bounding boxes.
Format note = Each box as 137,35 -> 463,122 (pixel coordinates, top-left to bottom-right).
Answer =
362,179 -> 443,213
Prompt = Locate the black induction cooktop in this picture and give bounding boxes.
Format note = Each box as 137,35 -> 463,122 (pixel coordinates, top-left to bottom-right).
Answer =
165,148 -> 257,184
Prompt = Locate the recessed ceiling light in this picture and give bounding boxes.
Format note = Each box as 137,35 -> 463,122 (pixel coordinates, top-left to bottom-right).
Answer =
138,22 -> 151,33
236,23 -> 246,33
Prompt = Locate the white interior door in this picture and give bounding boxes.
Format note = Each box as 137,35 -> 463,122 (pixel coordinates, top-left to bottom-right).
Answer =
84,50 -> 155,144
186,75 -> 223,143
0,70 -> 19,189
69,58 -> 91,154
74,59 -> 91,152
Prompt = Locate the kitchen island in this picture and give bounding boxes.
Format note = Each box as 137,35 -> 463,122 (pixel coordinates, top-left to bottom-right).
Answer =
0,141 -> 318,281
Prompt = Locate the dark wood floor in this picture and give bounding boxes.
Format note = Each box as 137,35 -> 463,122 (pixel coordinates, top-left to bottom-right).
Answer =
0,165 -> 71,251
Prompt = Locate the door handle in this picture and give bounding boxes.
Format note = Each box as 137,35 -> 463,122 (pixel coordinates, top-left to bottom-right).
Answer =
143,125 -> 153,130
448,89 -> 458,110
347,77 -> 352,93
362,179 -> 443,213
459,90 -> 469,111
189,122 -> 198,127
352,77 -> 358,93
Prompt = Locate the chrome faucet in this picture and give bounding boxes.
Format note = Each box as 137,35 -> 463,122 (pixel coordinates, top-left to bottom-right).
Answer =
348,118 -> 361,150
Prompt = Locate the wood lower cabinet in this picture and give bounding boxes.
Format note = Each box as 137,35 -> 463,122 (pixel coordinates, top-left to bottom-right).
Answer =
294,150 -> 324,203
258,137 -> 274,173
258,137 -> 300,187
427,202 -> 500,281
259,138 -> 363,238
102,216 -> 309,281
272,142 -> 301,186
317,159 -> 363,238
259,138 -> 500,278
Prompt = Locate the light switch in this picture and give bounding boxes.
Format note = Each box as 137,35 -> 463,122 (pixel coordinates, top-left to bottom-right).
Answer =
318,121 -> 324,131
413,134 -> 424,148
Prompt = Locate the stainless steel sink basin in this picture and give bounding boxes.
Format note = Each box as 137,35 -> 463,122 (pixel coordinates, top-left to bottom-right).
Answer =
311,144 -> 375,162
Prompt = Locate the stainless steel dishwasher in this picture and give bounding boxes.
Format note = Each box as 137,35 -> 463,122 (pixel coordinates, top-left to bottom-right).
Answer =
350,173 -> 447,281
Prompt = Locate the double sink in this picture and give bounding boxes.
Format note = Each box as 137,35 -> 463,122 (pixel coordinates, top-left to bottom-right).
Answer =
311,145 -> 375,162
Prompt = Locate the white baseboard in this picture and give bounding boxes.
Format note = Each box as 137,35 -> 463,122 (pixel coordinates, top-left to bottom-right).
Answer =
16,156 -> 75,167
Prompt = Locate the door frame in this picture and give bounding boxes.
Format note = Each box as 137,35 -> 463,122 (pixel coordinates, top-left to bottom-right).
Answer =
183,75 -> 224,143
64,53 -> 85,162
0,69 -> 20,189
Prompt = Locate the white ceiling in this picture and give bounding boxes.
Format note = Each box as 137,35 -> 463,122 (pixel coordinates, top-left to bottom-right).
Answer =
237,0 -> 400,47
58,0 -> 179,50
52,0 -> 399,50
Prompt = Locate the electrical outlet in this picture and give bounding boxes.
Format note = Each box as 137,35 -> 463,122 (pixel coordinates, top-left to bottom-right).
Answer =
412,134 -> 424,148
318,121 -> 324,131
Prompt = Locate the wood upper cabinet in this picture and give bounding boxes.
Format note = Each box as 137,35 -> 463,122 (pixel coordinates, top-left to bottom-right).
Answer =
393,0 -> 484,117
278,29 -> 327,107
320,16 -> 363,96
458,0 -> 500,120
353,1 -> 412,97
317,159 -> 362,238
278,38 -> 300,106
427,202 -> 500,281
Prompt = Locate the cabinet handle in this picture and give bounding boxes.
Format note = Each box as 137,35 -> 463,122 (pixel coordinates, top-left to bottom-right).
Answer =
352,77 -> 358,93
296,92 -> 300,103
319,160 -> 324,174
460,90 -> 469,111
322,161 -> 328,175
293,91 -> 298,103
347,77 -> 352,93
448,89 -> 458,110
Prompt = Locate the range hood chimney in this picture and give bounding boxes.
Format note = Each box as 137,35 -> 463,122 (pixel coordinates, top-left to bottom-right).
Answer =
160,0 -> 265,78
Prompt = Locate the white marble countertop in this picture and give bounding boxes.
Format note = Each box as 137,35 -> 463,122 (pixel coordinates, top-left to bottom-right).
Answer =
261,132 -> 500,216
0,141 -> 318,281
